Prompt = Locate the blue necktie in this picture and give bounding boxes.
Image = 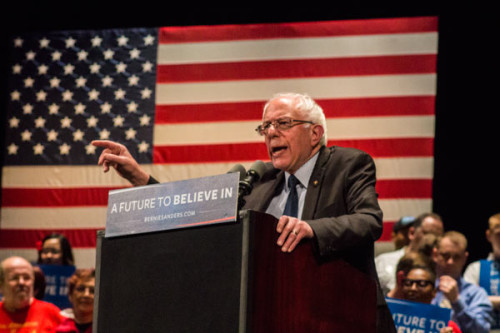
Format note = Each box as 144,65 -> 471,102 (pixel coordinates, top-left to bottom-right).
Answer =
283,174 -> 299,218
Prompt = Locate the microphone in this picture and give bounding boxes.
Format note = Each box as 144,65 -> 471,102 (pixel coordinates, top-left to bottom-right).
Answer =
238,160 -> 266,209
227,163 -> 246,181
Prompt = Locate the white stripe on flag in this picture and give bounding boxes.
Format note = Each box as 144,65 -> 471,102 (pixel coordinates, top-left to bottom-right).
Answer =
158,33 -> 438,64
155,74 -> 436,104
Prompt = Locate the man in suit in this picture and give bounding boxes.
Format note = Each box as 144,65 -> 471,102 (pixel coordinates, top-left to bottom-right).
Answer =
92,92 -> 396,332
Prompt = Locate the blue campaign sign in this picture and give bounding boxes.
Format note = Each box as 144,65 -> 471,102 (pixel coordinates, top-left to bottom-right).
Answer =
38,264 -> 76,310
105,172 -> 239,238
386,298 -> 452,333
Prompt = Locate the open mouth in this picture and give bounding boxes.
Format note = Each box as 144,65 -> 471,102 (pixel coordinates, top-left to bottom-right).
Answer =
271,146 -> 287,156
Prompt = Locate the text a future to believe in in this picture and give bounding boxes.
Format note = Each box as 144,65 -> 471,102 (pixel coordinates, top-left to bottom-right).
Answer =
109,187 -> 235,215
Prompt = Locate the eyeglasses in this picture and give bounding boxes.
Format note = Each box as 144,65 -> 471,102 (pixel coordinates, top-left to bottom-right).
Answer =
75,285 -> 95,294
402,279 -> 434,288
40,248 -> 61,255
437,252 -> 463,262
255,117 -> 314,136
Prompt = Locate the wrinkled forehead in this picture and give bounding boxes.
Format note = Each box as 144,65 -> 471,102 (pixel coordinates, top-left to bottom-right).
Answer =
43,238 -> 62,248
407,268 -> 432,280
76,277 -> 96,286
2,260 -> 34,278
489,217 -> 500,231
438,237 -> 466,254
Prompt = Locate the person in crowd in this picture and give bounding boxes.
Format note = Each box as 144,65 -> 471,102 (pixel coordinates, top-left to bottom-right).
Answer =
432,231 -> 493,333
464,213 -> 500,331
33,265 -> 47,300
376,212 -> 445,295
387,251 -> 432,299
392,252 -> 462,333
37,233 -> 75,266
387,232 -> 440,298
392,216 -> 416,250
0,256 -> 62,331
91,92 -> 397,332
56,268 -> 95,333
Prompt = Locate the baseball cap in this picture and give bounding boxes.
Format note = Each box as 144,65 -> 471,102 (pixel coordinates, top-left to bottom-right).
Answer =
393,216 -> 416,232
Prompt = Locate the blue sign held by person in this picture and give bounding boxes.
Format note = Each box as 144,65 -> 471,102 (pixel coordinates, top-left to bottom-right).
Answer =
386,297 -> 452,333
38,264 -> 76,310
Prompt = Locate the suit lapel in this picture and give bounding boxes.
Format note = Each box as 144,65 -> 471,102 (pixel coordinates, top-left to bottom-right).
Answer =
302,147 -> 332,220
243,170 -> 284,212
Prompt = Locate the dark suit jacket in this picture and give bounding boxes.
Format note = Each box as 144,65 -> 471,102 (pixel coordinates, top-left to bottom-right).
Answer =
242,145 -> 396,333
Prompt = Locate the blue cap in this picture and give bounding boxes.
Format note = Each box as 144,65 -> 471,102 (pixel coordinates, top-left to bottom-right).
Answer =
393,216 -> 416,232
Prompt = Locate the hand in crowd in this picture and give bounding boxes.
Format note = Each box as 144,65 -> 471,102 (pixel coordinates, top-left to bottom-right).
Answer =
91,140 -> 150,186
438,275 -> 459,304
276,216 -> 314,252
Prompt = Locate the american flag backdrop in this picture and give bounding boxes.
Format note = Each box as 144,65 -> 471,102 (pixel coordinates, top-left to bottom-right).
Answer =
1,16 -> 438,268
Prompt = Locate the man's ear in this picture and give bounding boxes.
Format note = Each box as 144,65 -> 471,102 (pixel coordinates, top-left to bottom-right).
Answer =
408,226 -> 416,241
310,124 -> 324,147
432,246 -> 439,263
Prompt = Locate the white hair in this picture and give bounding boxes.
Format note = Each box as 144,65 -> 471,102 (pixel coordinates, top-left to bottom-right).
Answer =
263,92 -> 327,146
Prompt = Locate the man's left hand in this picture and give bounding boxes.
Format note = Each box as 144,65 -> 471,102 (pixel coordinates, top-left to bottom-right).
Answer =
276,216 -> 314,252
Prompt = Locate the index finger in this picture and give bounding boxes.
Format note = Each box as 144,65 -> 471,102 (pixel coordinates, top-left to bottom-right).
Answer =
91,140 -> 121,150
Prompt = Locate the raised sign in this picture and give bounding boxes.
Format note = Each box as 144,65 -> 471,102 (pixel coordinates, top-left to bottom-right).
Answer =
105,172 -> 239,237
386,297 -> 452,333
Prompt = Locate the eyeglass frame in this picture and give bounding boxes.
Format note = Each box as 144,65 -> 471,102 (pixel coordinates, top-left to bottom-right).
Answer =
74,285 -> 95,294
402,278 -> 434,288
255,117 -> 315,136
40,248 -> 62,255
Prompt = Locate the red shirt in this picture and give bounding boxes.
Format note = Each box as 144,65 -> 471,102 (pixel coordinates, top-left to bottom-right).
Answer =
0,299 -> 62,332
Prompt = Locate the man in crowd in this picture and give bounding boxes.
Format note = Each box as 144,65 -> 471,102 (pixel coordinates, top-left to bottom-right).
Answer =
464,213 -> 500,331
376,212 -> 445,295
0,256 -> 62,332
392,216 -> 417,250
92,92 -> 396,332
432,231 -> 493,333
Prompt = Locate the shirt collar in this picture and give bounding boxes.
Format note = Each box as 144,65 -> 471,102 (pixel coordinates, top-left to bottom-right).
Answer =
284,151 -> 319,190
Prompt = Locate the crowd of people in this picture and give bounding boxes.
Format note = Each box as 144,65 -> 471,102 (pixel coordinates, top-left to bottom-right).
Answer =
0,233 -> 95,332
377,212 -> 500,333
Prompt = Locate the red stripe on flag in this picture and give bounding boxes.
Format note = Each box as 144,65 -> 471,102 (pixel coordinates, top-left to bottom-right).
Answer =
0,229 -> 100,248
378,222 -> 396,242
157,55 -> 437,83
376,179 -> 432,198
2,187 -> 124,207
155,96 -> 435,123
159,17 -> 438,43
1,180 -> 430,207
153,138 -> 434,163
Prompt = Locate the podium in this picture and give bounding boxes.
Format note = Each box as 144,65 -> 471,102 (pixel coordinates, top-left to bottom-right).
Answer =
93,210 -> 377,332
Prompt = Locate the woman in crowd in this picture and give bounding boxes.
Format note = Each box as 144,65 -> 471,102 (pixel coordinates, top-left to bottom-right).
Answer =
37,233 -> 75,266
56,268 -> 95,333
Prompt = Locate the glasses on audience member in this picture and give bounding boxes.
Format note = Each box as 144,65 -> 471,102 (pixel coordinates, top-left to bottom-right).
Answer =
75,285 -> 95,294
402,279 -> 434,288
40,248 -> 62,254
437,251 -> 463,262
255,117 -> 314,136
